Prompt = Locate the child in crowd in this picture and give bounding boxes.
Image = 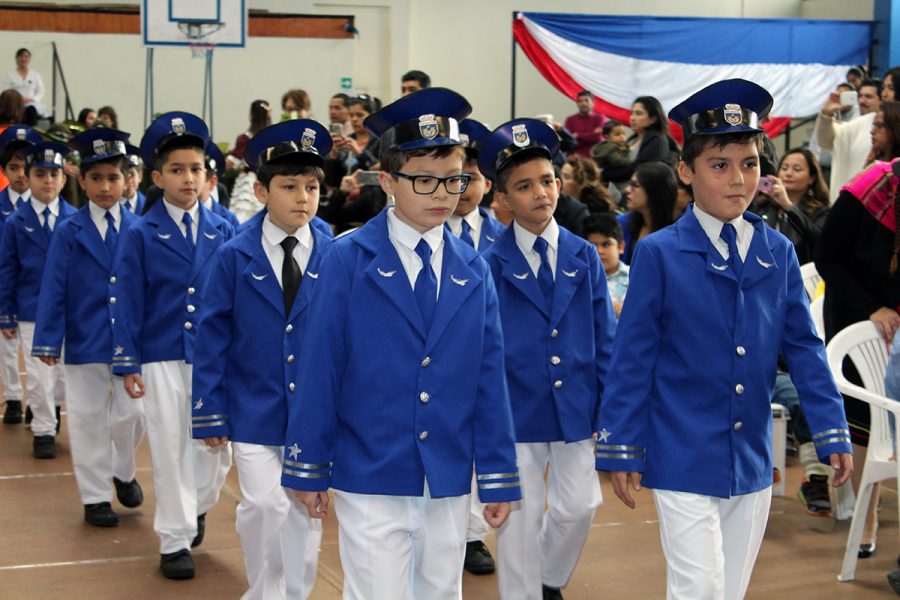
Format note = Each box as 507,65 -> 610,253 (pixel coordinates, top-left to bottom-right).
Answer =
112,112 -> 233,580
590,119 -> 630,173
0,125 -> 40,424
32,128 -> 145,527
596,79 -> 854,600
202,141 -> 239,228
0,141 -> 75,458
283,88 -> 521,600
120,145 -> 146,214
479,118 -> 616,600
192,119 -> 332,599
583,213 -> 629,317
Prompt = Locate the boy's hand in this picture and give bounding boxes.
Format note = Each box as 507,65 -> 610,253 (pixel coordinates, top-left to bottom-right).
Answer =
124,373 -> 145,399
830,452 -> 854,487
203,436 -> 229,448
610,471 -> 642,509
294,490 -> 329,519
1,328 -> 17,340
483,502 -> 511,528
39,356 -> 58,366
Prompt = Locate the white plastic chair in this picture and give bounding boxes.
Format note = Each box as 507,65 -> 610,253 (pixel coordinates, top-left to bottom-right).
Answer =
800,262 -> 822,301
809,296 -> 825,341
825,321 -> 899,582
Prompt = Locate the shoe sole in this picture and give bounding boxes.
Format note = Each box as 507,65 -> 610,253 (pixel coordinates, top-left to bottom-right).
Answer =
464,565 -> 496,575
85,519 -> 119,528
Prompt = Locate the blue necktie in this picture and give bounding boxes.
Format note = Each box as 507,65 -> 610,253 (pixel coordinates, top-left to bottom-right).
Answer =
122,200 -> 133,213
182,211 -> 195,254
42,206 -> 52,238
533,236 -> 554,308
16,197 -> 26,210
104,210 -> 118,256
720,223 -> 742,278
459,220 -> 475,248
414,239 -> 437,329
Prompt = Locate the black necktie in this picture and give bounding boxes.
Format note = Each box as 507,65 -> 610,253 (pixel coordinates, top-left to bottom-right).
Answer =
280,236 -> 302,314
720,223 -> 742,278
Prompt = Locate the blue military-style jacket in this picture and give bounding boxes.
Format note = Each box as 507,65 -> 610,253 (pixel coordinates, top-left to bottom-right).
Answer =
32,205 -> 137,363
482,222 -> 616,443
595,208 -> 852,498
191,213 -> 332,445
280,209 -> 521,503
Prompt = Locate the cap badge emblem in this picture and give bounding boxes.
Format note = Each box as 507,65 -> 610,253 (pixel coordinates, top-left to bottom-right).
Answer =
15,128 -> 26,141
724,104 -> 742,126
171,117 -> 186,135
44,149 -> 56,163
300,128 -> 316,150
512,124 -> 530,147
419,114 -> 438,140
93,139 -> 106,155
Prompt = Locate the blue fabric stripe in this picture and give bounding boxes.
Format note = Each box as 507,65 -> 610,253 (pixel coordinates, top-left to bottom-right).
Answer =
523,13 -> 871,66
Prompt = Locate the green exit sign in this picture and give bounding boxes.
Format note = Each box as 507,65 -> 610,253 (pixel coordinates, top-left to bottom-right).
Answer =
341,77 -> 352,89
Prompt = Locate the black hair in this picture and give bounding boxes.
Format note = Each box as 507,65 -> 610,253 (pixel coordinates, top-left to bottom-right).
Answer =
80,154 -> 130,177
602,119 -> 625,137
632,96 -> 668,134
348,96 -> 376,116
860,78 -> 884,98
77,108 -> 95,126
583,212 -> 623,243
679,131 -> 765,169
154,137 -> 206,170
401,70 -> 431,89
257,161 -> 325,188
577,90 -> 592,98
380,144 -> 464,177
625,162 -> 676,262
331,93 -> 350,107
0,146 -> 26,169
15,48 -> 30,59
495,151 -> 554,193
249,99 -> 271,135
847,66 -> 865,79
885,67 -> 900,94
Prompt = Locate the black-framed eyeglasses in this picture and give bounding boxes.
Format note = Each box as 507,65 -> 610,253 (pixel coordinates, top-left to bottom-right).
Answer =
392,172 -> 471,195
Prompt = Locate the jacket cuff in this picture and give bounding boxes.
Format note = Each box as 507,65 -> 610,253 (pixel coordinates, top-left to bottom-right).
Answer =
812,428 -> 853,461
595,442 -> 645,473
191,413 -> 228,439
281,457 -> 332,491
31,345 -> 61,358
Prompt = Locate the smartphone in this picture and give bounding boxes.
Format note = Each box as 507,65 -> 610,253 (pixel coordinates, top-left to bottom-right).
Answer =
756,177 -> 773,195
356,171 -> 381,186
329,123 -> 344,136
839,90 -> 858,107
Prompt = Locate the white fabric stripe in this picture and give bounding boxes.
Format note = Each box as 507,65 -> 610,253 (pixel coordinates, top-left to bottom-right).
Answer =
523,16 -> 849,118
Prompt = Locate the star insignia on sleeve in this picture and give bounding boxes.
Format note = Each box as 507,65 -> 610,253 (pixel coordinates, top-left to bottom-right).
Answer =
194,398 -> 203,410
598,428 -> 611,442
114,345 -> 124,356
288,443 -> 302,459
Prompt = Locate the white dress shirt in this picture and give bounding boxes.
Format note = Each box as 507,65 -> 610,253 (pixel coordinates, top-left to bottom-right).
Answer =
162,199 -> 200,244
88,201 -> 121,240
7,188 -> 30,208
447,208 -> 484,250
261,214 -> 313,288
692,203 -> 753,262
386,207 -> 444,297
513,218 -> 559,279
31,197 -> 60,231
119,194 -> 139,213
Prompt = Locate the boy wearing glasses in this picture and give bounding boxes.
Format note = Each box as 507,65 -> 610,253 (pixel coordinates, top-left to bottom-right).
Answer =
283,88 -> 520,600
479,119 -> 616,600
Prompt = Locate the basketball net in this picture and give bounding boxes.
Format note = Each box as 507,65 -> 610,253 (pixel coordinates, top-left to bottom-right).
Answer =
178,21 -> 223,59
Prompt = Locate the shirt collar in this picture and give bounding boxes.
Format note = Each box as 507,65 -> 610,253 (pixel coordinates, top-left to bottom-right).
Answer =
8,188 -> 29,204
692,203 -> 748,246
162,198 -> 199,225
387,207 -> 444,254
202,197 -> 213,211
31,196 -> 59,216
513,217 -> 559,253
88,200 -> 120,224
262,213 -> 311,251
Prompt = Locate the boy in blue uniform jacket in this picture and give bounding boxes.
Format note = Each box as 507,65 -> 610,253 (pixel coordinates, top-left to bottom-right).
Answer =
33,129 -> 145,527
479,119 -> 616,600
595,80 -> 854,600
192,120 -> 332,600
282,88 -> 521,600
111,112 -> 234,580
447,119 -> 505,254
201,141 -> 240,228
120,145 -> 146,214
0,125 -> 41,424
0,141 -> 75,457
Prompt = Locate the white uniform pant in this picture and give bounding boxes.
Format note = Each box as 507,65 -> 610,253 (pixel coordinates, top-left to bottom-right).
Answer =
142,360 -> 232,553
467,471 -> 489,542
65,363 -> 145,504
0,325 -> 22,401
19,321 -> 64,437
497,439 -> 601,599
233,442 -> 321,600
334,484 -> 469,600
653,487 -> 772,600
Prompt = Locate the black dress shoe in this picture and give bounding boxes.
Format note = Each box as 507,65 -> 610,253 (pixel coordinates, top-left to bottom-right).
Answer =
191,513 -> 206,548
3,400 -> 23,424
888,569 -> 900,595
113,477 -> 144,508
160,549 -> 194,580
859,542 -> 877,558
32,435 -> 56,459
542,585 -> 565,600
24,405 -> 32,424
55,405 -> 61,434
464,540 -> 496,575
84,502 -> 119,527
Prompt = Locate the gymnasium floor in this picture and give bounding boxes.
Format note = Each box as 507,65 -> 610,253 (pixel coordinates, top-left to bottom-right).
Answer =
0,407 -> 897,599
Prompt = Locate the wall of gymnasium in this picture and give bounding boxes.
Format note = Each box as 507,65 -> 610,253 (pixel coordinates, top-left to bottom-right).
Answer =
0,0 -> 873,148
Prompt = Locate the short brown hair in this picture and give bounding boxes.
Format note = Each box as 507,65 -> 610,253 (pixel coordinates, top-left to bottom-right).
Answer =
380,144 -> 464,175
495,152 -> 553,193
679,131 -> 764,170
0,89 -> 24,125
281,89 -> 311,112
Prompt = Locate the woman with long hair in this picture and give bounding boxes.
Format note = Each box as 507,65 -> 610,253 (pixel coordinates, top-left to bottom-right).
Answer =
603,96 -> 677,189
752,147 -> 830,264
619,162 -> 677,263
561,156 -> 616,214
815,99 -> 900,560
227,99 -> 272,168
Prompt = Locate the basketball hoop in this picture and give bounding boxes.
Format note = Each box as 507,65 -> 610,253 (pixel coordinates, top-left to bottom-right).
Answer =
189,43 -> 217,59
178,21 -> 224,57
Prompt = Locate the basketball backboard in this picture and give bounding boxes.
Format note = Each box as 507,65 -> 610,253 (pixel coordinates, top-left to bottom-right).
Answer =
142,0 -> 246,47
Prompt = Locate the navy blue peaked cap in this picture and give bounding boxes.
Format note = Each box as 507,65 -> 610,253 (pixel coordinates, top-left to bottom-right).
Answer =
459,119 -> 491,153
364,87 -> 471,151
26,141 -> 69,169
668,79 -> 773,141
0,125 -> 43,156
205,141 -> 226,176
125,144 -> 142,168
478,118 -> 559,182
245,120 -> 332,171
140,111 -> 209,167
69,128 -> 129,165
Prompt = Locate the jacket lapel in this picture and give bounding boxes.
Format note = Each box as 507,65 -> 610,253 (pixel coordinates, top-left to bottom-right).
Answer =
73,208 -> 110,269
739,215 -> 779,289
423,233 -> 480,353
191,205 -> 222,281
287,228 -> 331,323
240,245 -> 284,317
21,204 -> 48,251
147,200 -> 193,264
549,230 -> 588,326
495,227 -> 550,319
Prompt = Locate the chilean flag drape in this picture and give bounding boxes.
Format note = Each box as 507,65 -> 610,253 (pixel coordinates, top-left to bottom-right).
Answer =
514,13 -> 872,141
